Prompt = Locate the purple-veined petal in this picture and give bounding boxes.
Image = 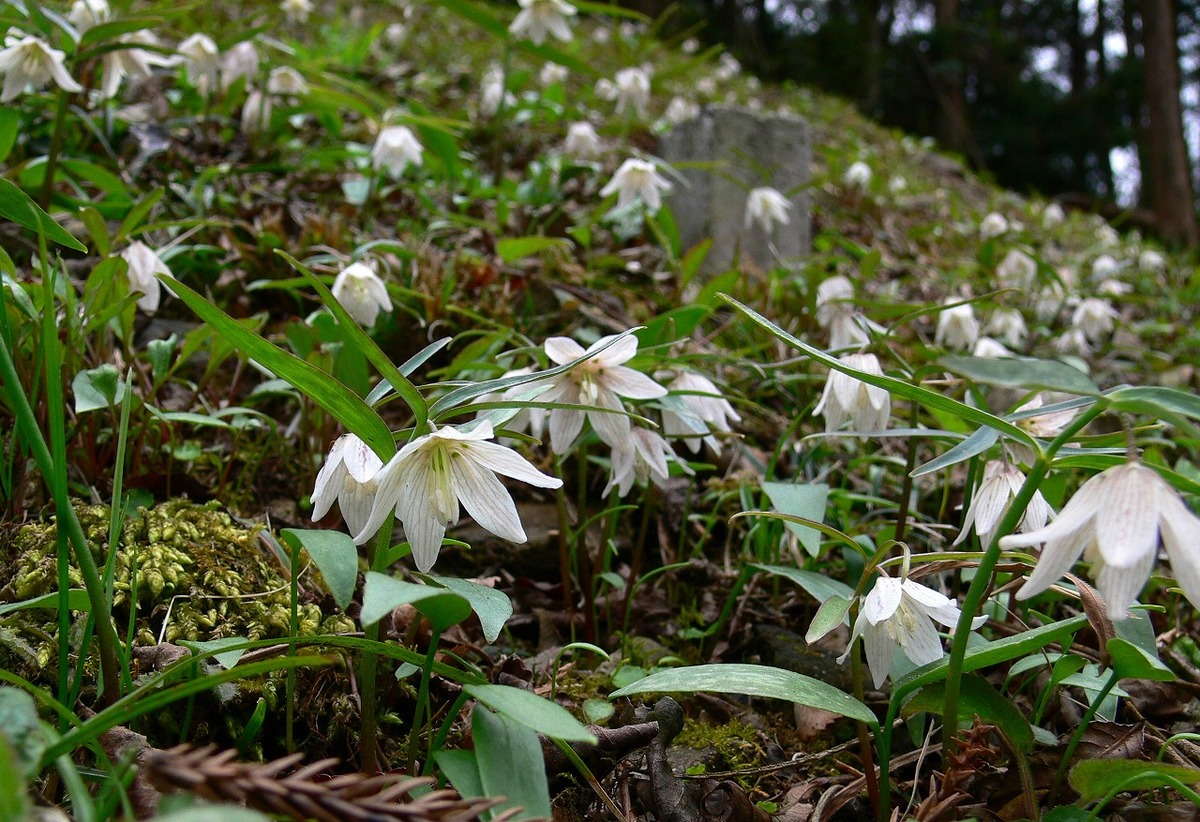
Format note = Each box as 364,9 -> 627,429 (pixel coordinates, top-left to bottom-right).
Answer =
466,440 -> 562,487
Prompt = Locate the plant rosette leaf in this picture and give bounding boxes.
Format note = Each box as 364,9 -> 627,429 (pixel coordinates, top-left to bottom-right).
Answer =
425,574 -> 513,643
608,663 -> 877,727
1069,759 -> 1200,803
902,674 -> 1034,753
463,683 -> 596,742
280,529 -> 359,611
360,571 -> 471,632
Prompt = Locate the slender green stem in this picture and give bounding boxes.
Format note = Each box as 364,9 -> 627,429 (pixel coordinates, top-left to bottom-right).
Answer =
1048,669 -> 1119,804
286,540 -> 300,754
892,402 -> 921,544
408,626 -> 441,774
938,404 -> 1105,757
358,522 -> 392,773
849,614 -> 880,815
39,91 -> 71,210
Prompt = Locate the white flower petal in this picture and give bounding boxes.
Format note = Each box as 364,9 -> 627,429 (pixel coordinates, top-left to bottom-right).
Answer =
863,577 -> 902,625
894,604 -> 944,667
452,455 -> 527,543
466,440 -> 562,488
545,336 -> 586,364
1094,548 -> 1155,619
601,365 -> 667,399
862,623 -> 893,689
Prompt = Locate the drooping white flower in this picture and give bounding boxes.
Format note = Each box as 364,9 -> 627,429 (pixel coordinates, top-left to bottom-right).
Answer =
539,61 -> 568,86
661,95 -> 699,126
888,175 -> 907,194
312,434 -> 383,539
1139,249 -> 1167,274
177,33 -> 219,95
119,241 -> 173,313
842,161 -> 872,190
611,66 -> 650,117
1072,297 -> 1117,343
1034,283 -> 1067,323
1042,202 -> 1066,227
240,88 -> 271,134
68,0 -> 111,33
681,37 -> 699,54
743,187 -> 791,234
331,261 -> 392,327
979,212 -> 1009,240
1095,223 -> 1119,246
1014,393 -> 1079,440
371,125 -> 423,178
1097,278 -> 1133,297
0,34 -> 83,101
509,0 -> 576,44
935,300 -> 980,351
816,275 -> 855,329
220,40 -> 259,91
479,64 -> 513,116
839,577 -> 971,688
98,31 -> 173,99
280,0 -> 313,23
1001,462 -> 1200,619
813,353 -> 890,437
1052,327 -> 1092,357
563,121 -> 601,160
996,249 -> 1037,291
600,158 -> 672,212
353,421 -> 563,571
715,52 -> 741,80
661,372 -> 741,455
972,337 -> 1011,358
605,426 -> 677,497
954,460 -> 1051,548
985,308 -> 1027,348
267,66 -> 308,97
1090,254 -> 1119,281
539,334 -> 667,453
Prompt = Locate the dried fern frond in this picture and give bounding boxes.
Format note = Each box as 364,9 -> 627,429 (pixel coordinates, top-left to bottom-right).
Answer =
145,744 -> 521,822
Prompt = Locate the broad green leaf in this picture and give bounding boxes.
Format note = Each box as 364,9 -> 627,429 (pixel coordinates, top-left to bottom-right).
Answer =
1107,637 -> 1175,682
496,236 -> 570,264
721,295 -> 1036,447
0,178 -> 86,252
0,110 -> 19,164
473,705 -> 552,820
435,749 -> 485,802
805,595 -> 851,643
464,683 -> 596,742
0,688 -> 46,779
608,663 -> 876,726
750,564 -> 855,607
911,427 -> 998,477
181,638 -> 249,670
163,276 -> 395,460
903,674 -> 1034,752
1069,759 -> 1200,803
427,574 -> 513,643
939,355 -> 1098,396
0,589 -> 90,617
281,529 -> 359,610
360,571 -> 471,631
0,736 -> 28,821
72,364 -> 126,414
761,482 -> 829,556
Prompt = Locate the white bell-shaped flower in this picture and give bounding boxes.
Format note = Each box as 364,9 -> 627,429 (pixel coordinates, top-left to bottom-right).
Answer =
985,308 -> 1027,348
604,426 -> 678,497
120,241 -> 173,313
979,212 -> 1009,240
331,261 -> 392,328
660,372 -> 741,455
743,186 -> 791,234
935,300 -> 980,351
177,33 -> 219,95
312,434 -> 383,539
954,460 -> 1052,548
1071,297 -> 1117,344
996,249 -> 1037,291
611,66 -> 650,117
812,353 -> 890,437
600,158 -> 672,212
564,121 -> 601,160
509,0 -> 576,45
371,125 -> 423,178
0,34 -> 83,101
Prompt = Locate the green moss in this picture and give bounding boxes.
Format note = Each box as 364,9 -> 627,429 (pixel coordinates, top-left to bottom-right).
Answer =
0,499 -> 356,681
674,717 -> 766,776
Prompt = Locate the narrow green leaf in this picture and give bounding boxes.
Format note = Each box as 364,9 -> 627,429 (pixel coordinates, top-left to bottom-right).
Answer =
276,250 -> 428,429
806,595 -> 851,643
1069,759 -> 1200,803
435,749 -> 484,802
0,110 -> 19,164
0,178 -> 86,252
720,294 -> 1036,447
473,705 -> 552,820
911,427 -> 998,478
464,683 -> 597,742
608,663 -> 877,726
1107,385 -> 1200,422
360,571 -> 471,630
0,589 -> 90,617
939,355 -> 1099,396
281,529 -> 359,610
163,276 -> 395,460
496,236 -> 570,264
427,574 -> 513,643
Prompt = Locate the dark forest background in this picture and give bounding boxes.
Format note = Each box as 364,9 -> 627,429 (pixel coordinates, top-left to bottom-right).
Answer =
621,0 -> 1200,247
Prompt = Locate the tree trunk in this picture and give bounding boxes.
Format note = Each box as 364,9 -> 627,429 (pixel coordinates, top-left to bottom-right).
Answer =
933,0 -> 971,157
1141,0 -> 1199,245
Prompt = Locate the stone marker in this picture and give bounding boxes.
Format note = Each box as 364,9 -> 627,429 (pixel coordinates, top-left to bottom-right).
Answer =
659,105 -> 811,276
